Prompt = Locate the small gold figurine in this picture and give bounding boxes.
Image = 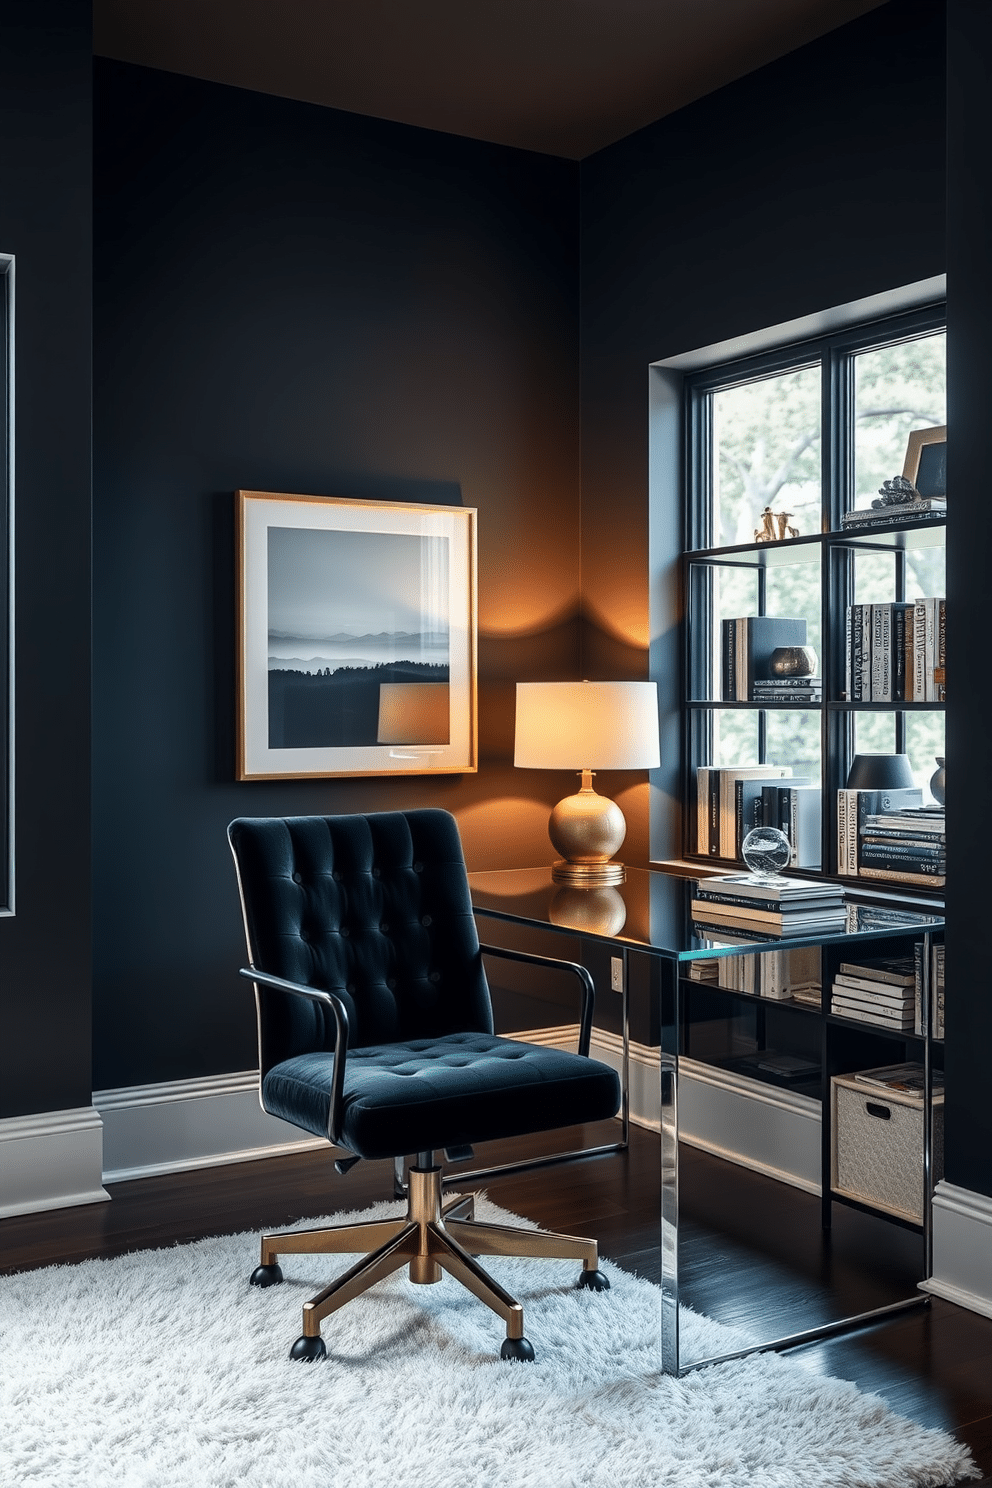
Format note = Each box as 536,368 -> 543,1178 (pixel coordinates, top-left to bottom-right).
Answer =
754,506 -> 799,542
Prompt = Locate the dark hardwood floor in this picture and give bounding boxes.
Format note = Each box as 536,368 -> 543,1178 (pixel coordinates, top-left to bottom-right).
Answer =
2,1121 -> 990,1482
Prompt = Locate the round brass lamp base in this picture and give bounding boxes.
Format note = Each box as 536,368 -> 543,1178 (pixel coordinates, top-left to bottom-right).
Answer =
551,860 -> 626,886
547,771 -> 627,887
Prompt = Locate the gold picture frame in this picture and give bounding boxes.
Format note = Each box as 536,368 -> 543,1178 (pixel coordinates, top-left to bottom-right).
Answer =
236,490 -> 477,780
902,424 -> 947,499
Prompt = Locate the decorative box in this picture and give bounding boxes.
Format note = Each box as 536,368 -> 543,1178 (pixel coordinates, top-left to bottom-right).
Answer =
831,1073 -> 944,1224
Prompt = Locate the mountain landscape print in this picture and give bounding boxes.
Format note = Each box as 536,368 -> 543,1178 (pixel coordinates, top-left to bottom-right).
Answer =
267,525 -> 450,748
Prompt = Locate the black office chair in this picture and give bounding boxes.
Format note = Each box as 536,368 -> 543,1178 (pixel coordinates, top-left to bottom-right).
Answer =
228,808 -> 621,1362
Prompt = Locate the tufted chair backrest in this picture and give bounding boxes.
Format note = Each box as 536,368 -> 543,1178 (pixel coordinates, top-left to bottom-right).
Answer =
228,810 -> 494,1075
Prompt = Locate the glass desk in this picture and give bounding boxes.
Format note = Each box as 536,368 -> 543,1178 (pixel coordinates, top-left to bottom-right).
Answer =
468,865 -> 944,1375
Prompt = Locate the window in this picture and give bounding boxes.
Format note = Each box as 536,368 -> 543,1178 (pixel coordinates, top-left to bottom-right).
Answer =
682,303 -> 946,877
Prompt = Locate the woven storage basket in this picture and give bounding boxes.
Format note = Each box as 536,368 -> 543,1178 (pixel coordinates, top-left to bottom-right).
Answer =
831,1074 -> 944,1224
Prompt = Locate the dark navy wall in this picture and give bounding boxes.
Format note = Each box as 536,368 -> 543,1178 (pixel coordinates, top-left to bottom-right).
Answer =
578,0 -> 990,1188
93,62 -> 581,1090
579,0 -> 946,739
945,0 -> 992,1199
0,2 -> 92,1120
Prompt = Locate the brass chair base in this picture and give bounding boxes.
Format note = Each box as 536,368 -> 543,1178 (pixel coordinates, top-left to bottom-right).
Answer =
254,1164 -> 606,1359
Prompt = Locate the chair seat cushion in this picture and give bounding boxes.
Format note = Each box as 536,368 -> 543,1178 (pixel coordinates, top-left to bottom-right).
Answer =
261,1032 -> 622,1160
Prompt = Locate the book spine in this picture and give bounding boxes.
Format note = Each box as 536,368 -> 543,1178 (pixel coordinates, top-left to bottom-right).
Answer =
858,865 -> 946,886
859,837 -> 946,858
914,941 -> 924,1036
932,943 -> 945,1038
719,773 -> 735,860
858,848 -> 946,874
777,786 -> 791,843
734,778 -> 745,861
914,599 -> 927,701
845,606 -> 852,700
839,962 -> 915,983
862,604 -> 873,701
935,598 -> 946,702
850,604 -> 863,702
833,1004 -> 915,1029
696,768 -> 708,855
874,603 -> 891,702
905,606 -> 915,701
861,825 -> 945,843
789,789 -> 799,868
694,890 -> 835,913
750,690 -> 820,704
737,618 -> 747,702
832,979 -> 915,1003
893,605 -> 906,702
723,618 -> 736,701
837,789 -> 858,876
925,597 -> 937,702
709,770 -> 720,856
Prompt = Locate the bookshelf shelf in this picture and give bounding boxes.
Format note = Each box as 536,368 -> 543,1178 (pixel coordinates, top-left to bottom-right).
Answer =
682,511 -> 946,898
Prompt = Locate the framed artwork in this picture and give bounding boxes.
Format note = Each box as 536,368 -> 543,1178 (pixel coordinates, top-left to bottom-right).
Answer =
236,490 -> 477,780
902,424 -> 947,499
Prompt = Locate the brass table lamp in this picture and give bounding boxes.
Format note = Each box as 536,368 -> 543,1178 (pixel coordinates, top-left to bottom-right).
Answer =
514,681 -> 660,884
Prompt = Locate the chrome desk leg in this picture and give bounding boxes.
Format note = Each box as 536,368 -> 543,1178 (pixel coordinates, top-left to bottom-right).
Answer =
921,931 -> 933,1280
660,956 -> 680,1375
621,946 -> 630,1146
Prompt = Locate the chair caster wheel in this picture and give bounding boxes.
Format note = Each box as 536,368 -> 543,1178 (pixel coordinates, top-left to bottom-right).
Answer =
577,1268 -> 610,1292
249,1263 -> 284,1288
290,1335 -> 327,1362
500,1336 -> 535,1363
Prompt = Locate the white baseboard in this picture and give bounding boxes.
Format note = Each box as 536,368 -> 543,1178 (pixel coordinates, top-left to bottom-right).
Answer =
95,1072 -> 329,1183
516,1026 -> 821,1195
90,1029 -> 822,1196
0,1106 -> 109,1219
921,1181 -> 992,1320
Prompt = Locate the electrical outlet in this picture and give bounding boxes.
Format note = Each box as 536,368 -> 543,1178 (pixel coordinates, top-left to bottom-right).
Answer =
610,957 -> 623,992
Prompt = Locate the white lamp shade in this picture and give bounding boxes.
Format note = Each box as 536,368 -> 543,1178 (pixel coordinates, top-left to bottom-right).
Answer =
514,681 -> 660,771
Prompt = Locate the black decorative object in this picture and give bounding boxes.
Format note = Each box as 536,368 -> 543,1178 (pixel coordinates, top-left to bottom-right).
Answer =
845,753 -> 915,791
929,756 -> 946,806
769,645 -> 818,678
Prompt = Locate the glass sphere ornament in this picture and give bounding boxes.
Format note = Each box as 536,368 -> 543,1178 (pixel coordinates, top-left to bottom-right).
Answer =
740,825 -> 792,882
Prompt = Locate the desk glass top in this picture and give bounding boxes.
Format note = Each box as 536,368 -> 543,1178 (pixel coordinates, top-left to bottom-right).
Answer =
467,866 -> 944,961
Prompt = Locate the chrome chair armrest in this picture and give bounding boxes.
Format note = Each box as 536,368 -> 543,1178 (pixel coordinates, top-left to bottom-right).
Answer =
239,966 -> 350,1144
479,943 -> 595,1057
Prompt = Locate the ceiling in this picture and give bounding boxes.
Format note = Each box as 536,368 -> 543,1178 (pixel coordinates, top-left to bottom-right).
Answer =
93,0 -> 887,160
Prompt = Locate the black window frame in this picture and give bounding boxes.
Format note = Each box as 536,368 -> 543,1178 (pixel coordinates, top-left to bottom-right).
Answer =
680,300 -> 946,883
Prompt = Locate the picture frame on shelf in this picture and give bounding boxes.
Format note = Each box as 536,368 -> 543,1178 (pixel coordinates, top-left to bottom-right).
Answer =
902,424 -> 946,500
236,489 -> 477,780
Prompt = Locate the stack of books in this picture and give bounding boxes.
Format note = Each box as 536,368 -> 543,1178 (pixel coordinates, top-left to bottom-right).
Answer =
695,765 -> 792,859
841,497 -> 945,530
691,874 -> 847,940
859,804 -> 945,888
835,786 -> 923,878
695,766 -> 820,867
751,677 -> 823,705
721,615 -> 812,702
830,956 -> 916,1029
696,944 -> 821,1001
844,598 -> 945,702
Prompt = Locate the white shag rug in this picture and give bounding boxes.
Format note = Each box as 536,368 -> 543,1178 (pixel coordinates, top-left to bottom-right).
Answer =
0,1196 -> 978,1488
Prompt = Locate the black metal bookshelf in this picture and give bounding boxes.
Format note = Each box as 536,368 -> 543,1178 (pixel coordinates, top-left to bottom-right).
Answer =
674,303 -> 946,1249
